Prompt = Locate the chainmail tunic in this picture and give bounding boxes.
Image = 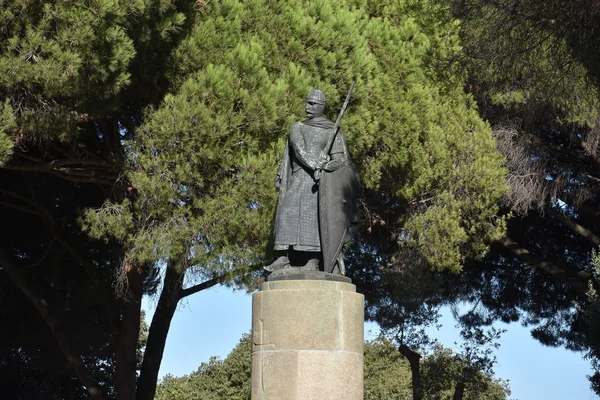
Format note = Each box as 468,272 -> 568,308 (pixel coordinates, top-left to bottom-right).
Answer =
274,118 -> 346,251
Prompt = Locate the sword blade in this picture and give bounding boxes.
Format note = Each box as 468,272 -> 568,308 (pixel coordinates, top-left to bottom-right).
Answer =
325,81 -> 356,156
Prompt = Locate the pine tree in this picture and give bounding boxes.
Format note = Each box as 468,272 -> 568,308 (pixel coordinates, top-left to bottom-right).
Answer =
86,0 -> 508,277
430,1 -> 600,394
0,1 -> 508,399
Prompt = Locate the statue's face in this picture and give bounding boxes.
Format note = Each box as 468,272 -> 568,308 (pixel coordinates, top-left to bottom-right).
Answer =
305,101 -> 325,119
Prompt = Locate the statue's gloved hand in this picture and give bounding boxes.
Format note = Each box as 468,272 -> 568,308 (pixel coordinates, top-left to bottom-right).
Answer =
313,152 -> 329,181
316,150 -> 329,170
314,169 -> 322,181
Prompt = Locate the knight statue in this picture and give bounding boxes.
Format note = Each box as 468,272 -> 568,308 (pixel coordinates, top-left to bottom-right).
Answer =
265,87 -> 359,275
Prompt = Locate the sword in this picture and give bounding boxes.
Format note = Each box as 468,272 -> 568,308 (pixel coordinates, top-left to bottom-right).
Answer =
315,81 -> 356,180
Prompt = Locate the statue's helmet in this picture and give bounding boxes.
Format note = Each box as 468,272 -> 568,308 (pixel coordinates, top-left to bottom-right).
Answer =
306,89 -> 326,105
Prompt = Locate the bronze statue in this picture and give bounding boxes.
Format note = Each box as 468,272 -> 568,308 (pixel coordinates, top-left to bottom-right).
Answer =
266,86 -> 359,275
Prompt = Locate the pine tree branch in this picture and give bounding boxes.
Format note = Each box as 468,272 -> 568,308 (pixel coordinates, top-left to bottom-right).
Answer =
546,206 -> 600,246
177,264 -> 263,301
3,183 -> 136,399
136,264 -> 262,399
111,118 -> 123,156
48,170 -> 115,185
453,381 -> 466,400
177,275 -> 221,300
496,236 -> 592,295
90,129 -> 110,159
578,203 -> 600,221
0,200 -> 43,216
48,142 -> 74,159
528,135 -> 600,179
27,238 -> 55,268
0,188 -> 54,222
3,152 -> 118,185
13,152 -> 114,168
0,247 -> 109,400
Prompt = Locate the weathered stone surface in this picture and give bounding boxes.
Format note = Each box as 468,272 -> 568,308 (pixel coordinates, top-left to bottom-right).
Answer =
341,291 -> 364,353
251,279 -> 364,400
252,351 -> 363,400
252,351 -> 298,400
266,269 -> 352,283
260,278 -> 356,292
253,289 -> 342,351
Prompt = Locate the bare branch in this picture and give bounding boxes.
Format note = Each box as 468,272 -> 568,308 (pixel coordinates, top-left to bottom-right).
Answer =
546,206 -> 600,246
494,125 -> 547,214
0,188 -> 54,223
12,153 -> 115,168
496,236 -> 592,295
178,276 -> 221,300
178,264 -> 262,300
0,200 -> 43,216
2,152 -> 118,185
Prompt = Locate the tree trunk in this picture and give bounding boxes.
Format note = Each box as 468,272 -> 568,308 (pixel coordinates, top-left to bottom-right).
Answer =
399,344 -> 423,400
115,267 -> 143,400
0,248 -> 109,400
135,264 -> 183,400
453,381 -> 465,400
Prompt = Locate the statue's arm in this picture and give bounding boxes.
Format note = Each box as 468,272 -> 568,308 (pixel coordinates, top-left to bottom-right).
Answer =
290,123 -> 319,170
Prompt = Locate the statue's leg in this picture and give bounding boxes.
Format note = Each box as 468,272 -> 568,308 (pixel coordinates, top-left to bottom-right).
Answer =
264,249 -> 290,271
300,257 -> 319,271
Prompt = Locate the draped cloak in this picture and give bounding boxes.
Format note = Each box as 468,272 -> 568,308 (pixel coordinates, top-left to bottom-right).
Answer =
273,116 -> 349,252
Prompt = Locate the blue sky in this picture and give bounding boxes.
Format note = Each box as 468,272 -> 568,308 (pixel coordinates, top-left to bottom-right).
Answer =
143,284 -> 598,400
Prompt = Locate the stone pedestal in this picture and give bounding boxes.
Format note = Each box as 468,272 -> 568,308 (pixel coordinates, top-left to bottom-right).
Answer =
251,275 -> 364,400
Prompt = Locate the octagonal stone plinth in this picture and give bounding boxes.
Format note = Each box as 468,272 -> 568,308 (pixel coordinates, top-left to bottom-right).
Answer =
251,278 -> 364,400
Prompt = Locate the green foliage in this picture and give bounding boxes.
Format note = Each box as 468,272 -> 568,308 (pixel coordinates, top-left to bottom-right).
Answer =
0,1 -> 199,398
454,0 -> 600,127
156,334 -> 510,400
83,0 -> 507,274
0,174 -> 121,398
583,251 -> 600,393
364,337 -> 413,400
0,0 -> 191,141
422,346 -> 510,400
443,2 -> 600,394
0,99 -> 15,166
420,323 -> 509,400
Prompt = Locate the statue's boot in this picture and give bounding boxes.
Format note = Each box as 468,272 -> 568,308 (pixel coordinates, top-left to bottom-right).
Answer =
300,258 -> 319,271
264,256 -> 290,272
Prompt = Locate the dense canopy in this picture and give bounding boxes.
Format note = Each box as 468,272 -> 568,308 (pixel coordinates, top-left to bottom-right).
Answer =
3,0 -> 599,398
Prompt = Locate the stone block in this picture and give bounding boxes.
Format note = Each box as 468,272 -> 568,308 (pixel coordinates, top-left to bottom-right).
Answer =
251,279 -> 364,400
252,350 -> 363,400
